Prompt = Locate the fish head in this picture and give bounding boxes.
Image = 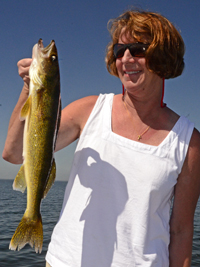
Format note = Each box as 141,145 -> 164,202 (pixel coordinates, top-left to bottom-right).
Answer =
30,39 -> 60,89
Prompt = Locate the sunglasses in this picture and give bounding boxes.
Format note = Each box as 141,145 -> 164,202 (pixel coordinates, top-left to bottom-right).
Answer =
113,43 -> 149,59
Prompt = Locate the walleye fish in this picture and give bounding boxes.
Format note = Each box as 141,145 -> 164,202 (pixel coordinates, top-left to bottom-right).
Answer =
9,39 -> 61,253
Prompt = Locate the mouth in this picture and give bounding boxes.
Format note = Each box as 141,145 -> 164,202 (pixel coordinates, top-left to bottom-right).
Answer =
31,39 -> 56,67
38,38 -> 44,48
124,70 -> 141,75
37,39 -> 55,56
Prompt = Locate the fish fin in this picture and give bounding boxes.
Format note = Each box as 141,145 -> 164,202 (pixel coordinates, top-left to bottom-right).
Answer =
13,165 -> 27,193
43,158 -> 56,199
32,70 -> 43,88
9,213 -> 43,253
20,96 -> 32,121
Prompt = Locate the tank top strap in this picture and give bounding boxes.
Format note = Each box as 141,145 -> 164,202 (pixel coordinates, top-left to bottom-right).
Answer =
164,116 -> 194,174
80,93 -> 114,139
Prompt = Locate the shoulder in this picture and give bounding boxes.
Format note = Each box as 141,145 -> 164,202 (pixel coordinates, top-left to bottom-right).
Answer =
189,127 -> 200,146
63,94 -> 115,119
176,127 -> 200,195
179,127 -> 200,175
55,95 -> 99,151
170,127 -> 200,232
67,95 -> 99,109
186,127 -> 200,165
61,95 -> 99,127
174,126 -> 200,194
62,95 -> 99,115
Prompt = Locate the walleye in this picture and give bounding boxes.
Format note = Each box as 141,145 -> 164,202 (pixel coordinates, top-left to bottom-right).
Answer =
9,39 -> 61,253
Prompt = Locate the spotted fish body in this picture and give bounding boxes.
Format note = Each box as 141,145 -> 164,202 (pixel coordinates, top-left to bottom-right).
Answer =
9,39 -> 61,253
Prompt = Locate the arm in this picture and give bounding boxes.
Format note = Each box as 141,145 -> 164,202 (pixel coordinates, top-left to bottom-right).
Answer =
2,59 -> 32,164
169,128 -> 200,267
2,59 -> 98,164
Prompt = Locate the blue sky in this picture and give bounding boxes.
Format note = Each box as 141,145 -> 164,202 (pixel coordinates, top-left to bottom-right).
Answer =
1,0 -> 200,181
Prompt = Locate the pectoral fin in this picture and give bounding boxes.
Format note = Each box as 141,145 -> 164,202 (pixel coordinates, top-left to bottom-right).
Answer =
43,158 -> 56,198
20,95 -> 32,121
13,165 -> 27,193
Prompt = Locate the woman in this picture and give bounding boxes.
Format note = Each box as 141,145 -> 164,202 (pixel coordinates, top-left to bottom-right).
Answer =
3,10 -> 200,267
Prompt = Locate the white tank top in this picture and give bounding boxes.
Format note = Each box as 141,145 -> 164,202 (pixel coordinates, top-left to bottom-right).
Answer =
46,94 -> 194,267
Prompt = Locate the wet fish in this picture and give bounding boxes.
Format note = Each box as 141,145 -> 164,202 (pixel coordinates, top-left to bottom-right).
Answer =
9,39 -> 61,253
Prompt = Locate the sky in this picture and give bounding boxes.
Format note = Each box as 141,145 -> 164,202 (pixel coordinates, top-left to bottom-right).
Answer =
1,0 -> 200,181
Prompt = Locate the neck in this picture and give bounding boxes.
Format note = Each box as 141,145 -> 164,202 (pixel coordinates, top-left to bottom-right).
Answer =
122,85 -> 164,122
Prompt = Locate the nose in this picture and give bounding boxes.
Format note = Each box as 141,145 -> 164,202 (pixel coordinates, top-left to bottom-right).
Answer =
121,48 -> 135,62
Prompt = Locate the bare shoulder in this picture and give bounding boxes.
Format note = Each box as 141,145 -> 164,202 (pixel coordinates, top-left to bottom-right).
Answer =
55,95 -> 99,151
184,127 -> 200,176
67,95 -> 99,111
170,127 -> 200,232
189,127 -> 200,148
64,95 -> 99,109
181,127 -> 200,178
176,126 -> 200,204
185,127 -> 200,168
62,95 -> 99,127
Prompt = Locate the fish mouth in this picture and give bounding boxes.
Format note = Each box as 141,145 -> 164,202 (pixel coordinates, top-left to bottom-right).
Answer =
30,39 -> 58,88
38,38 -> 44,48
32,39 -> 56,59
37,39 -> 55,56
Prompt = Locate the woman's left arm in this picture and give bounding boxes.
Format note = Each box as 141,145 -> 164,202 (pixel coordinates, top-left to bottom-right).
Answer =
169,128 -> 200,267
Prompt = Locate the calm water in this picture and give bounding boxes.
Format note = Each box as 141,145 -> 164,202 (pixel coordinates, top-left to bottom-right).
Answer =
0,179 -> 67,267
0,179 -> 200,266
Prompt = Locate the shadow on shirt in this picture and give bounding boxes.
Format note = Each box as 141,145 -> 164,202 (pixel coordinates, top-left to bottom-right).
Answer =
72,147 -> 129,267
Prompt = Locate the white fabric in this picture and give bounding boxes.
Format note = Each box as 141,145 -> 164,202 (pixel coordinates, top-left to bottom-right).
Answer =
46,94 -> 194,267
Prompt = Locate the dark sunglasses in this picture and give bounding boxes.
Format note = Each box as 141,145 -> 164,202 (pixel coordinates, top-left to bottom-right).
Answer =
113,43 -> 149,59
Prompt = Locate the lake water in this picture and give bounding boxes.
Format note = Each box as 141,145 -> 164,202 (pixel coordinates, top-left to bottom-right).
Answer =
0,179 -> 66,267
0,179 -> 200,266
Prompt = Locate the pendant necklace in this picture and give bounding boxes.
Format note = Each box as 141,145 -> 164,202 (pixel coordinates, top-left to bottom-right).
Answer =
123,95 -> 150,141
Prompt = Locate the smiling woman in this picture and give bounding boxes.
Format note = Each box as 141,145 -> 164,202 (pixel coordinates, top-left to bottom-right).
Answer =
106,10 -> 185,79
2,8 -> 200,267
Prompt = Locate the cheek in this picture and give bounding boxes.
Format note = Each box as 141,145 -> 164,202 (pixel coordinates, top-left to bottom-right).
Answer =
138,58 -> 151,75
137,57 -> 146,67
115,59 -> 122,74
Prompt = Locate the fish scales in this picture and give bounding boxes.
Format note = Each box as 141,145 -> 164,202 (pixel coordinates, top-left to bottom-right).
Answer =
9,39 -> 61,253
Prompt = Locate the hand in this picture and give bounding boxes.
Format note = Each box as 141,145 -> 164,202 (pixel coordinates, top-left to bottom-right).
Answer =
17,58 -> 32,88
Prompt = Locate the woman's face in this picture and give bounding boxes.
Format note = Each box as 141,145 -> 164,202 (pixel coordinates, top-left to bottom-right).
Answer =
116,31 -> 161,97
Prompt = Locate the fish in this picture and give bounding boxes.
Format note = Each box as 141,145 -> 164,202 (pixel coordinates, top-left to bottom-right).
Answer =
9,39 -> 61,253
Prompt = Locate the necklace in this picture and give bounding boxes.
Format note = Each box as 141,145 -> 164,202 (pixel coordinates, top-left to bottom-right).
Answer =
123,96 -> 150,141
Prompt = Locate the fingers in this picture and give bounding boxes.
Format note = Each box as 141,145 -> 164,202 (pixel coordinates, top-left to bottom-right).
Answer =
17,58 -> 32,68
17,58 -> 32,78
17,58 -> 32,86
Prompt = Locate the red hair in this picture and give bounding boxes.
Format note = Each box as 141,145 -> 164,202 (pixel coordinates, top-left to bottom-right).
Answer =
105,10 -> 185,79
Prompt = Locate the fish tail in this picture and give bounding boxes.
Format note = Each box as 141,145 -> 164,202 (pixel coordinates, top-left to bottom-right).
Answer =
9,213 -> 43,253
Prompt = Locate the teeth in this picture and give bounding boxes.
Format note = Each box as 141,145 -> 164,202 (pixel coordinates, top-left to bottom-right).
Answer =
125,70 -> 141,75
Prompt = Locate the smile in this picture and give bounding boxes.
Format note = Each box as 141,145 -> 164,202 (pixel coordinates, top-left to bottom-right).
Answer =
125,70 -> 141,75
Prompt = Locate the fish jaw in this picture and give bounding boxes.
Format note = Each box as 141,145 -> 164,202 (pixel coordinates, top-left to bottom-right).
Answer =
29,39 -> 59,92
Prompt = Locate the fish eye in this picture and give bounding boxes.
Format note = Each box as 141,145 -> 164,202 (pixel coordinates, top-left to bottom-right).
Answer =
51,55 -> 57,62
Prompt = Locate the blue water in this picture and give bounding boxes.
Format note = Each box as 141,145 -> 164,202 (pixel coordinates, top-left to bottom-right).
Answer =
0,179 -> 200,266
0,179 -> 67,267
